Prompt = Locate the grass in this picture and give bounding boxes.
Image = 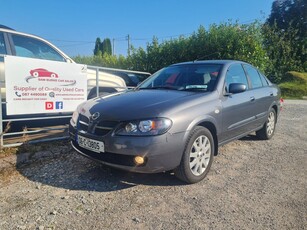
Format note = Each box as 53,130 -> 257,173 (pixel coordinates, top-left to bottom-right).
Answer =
279,71 -> 307,99
0,140 -> 69,158
0,147 -> 19,157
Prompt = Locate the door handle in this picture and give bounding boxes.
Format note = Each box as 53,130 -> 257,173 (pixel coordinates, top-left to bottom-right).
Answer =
270,92 -> 274,96
250,96 -> 255,102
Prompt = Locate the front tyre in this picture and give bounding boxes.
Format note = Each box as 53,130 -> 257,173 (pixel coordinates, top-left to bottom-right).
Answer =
174,126 -> 214,184
256,108 -> 276,140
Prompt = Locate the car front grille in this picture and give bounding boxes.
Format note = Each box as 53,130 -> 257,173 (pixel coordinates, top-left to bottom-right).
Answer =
78,114 -> 119,136
78,114 -> 89,131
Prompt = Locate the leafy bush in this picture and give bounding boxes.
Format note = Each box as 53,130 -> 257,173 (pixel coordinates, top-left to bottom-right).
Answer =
74,21 -> 270,75
73,13 -> 306,84
73,54 -> 130,69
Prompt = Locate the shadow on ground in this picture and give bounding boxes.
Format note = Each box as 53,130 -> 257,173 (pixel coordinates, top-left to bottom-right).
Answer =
15,146 -> 186,192
239,133 -> 263,141
13,134 -> 263,192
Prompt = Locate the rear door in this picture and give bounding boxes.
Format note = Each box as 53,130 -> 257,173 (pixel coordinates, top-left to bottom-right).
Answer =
243,64 -> 272,128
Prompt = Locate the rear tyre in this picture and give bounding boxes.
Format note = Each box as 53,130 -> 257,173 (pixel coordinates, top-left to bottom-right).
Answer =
174,126 -> 214,184
256,108 -> 276,140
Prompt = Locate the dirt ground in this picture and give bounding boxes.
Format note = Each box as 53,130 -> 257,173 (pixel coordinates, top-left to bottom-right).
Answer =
0,100 -> 306,230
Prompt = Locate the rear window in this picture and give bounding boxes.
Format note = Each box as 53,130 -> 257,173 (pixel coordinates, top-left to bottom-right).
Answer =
259,72 -> 269,86
243,65 -> 263,89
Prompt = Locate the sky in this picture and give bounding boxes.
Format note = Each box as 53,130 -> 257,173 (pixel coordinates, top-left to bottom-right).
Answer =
0,0 -> 274,57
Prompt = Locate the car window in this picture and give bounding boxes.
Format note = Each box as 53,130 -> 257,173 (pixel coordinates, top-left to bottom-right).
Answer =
11,34 -> 66,62
0,32 -> 7,55
243,65 -> 263,88
225,64 -> 248,92
258,71 -> 269,86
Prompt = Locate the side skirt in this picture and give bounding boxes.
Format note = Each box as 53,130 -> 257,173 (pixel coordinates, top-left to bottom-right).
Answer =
218,125 -> 263,147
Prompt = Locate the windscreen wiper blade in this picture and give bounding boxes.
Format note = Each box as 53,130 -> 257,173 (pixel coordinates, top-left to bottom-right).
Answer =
178,87 -> 208,92
139,86 -> 179,90
178,85 -> 208,91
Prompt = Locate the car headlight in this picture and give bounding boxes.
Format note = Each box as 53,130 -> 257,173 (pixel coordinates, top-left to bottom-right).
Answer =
71,110 -> 79,126
115,118 -> 172,136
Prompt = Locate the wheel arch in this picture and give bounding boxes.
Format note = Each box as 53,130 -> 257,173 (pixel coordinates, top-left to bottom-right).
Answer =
198,121 -> 218,156
270,99 -> 280,121
272,104 -> 278,120
184,117 -> 219,156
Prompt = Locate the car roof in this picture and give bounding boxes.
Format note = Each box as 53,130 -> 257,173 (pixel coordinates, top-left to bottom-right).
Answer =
0,25 -> 73,62
0,25 -> 15,30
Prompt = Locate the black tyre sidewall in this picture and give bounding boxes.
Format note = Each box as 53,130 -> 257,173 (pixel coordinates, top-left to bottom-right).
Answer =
257,108 -> 276,140
267,109 -> 276,139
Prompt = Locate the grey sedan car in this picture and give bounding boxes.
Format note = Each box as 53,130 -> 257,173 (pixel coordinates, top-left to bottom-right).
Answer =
69,60 -> 282,183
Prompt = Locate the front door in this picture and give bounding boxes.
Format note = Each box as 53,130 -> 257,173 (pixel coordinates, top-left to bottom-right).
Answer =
220,64 -> 256,142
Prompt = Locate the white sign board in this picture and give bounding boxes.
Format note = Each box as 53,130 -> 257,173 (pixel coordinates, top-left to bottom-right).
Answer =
5,56 -> 87,115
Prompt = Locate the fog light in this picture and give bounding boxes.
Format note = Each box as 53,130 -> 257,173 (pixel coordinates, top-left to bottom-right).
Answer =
134,156 -> 145,165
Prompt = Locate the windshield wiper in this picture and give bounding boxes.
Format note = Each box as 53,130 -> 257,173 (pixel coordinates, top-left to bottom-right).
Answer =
178,87 -> 208,92
139,86 -> 179,90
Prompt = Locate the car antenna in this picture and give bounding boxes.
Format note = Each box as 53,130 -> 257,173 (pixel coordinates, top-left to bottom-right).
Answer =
193,51 -> 220,62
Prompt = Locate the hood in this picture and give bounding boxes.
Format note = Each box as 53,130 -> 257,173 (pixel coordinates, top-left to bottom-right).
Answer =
81,89 -> 204,121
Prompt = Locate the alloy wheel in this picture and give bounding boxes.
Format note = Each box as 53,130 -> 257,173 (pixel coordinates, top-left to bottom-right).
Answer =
189,135 -> 211,176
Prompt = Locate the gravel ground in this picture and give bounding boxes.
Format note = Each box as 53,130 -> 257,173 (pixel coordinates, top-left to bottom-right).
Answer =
0,100 -> 306,230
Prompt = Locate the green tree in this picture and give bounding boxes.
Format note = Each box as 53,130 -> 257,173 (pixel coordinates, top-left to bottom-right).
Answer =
101,38 -> 112,55
267,0 -> 306,38
263,0 -> 307,82
80,21 -> 271,76
127,22 -> 269,73
93,37 -> 102,56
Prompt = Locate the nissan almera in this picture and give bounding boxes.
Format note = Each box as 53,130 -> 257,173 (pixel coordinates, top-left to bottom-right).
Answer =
69,60 -> 281,183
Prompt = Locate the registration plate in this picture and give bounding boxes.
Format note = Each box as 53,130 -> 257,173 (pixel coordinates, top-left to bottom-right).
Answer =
77,135 -> 105,153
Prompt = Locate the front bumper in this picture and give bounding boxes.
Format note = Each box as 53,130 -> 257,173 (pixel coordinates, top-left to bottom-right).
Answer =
69,123 -> 186,173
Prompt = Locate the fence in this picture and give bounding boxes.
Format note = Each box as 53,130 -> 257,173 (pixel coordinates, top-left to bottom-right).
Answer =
0,65 -> 150,149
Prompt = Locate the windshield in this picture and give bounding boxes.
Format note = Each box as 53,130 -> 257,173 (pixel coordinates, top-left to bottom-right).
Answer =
138,64 -> 222,92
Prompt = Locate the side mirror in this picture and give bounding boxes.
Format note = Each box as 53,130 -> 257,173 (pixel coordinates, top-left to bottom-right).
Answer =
228,83 -> 247,94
